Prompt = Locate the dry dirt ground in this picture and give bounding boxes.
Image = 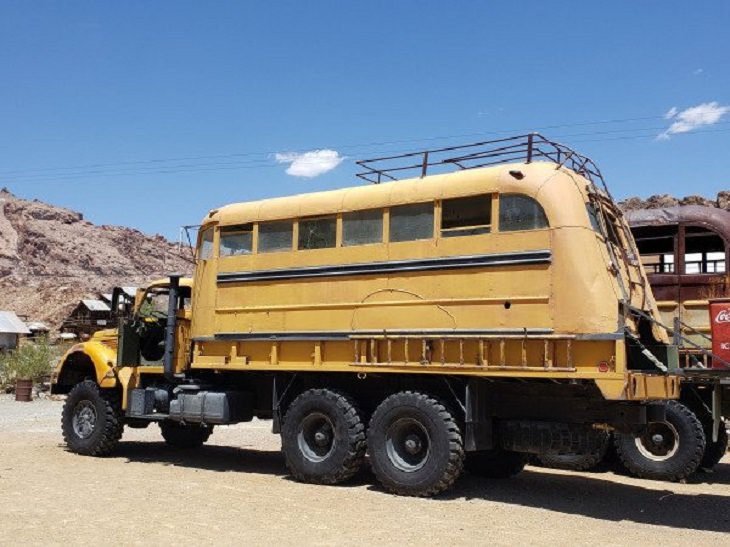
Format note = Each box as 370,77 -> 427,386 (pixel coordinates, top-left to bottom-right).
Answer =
1,394 -> 728,546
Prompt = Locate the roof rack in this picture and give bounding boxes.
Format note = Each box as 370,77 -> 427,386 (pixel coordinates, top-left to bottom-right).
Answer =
355,132 -> 610,196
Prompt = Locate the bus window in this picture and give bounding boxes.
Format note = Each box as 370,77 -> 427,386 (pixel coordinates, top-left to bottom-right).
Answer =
259,221 -> 293,253
441,195 -> 491,237
299,217 -> 337,250
684,226 -> 726,274
586,203 -> 604,235
198,227 -> 214,260
389,203 -> 433,242
633,225 -> 676,274
499,194 -> 548,232
343,209 -> 383,246
220,224 -> 253,257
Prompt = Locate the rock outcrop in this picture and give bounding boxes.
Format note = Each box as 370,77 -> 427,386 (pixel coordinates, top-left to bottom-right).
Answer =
0,189 -> 192,328
618,191 -> 729,212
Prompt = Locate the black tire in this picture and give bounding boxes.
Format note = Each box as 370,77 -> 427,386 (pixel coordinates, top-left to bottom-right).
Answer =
466,448 -> 527,478
281,388 -> 366,485
700,421 -> 728,470
159,422 -> 213,448
536,431 -> 610,471
61,380 -> 124,456
368,391 -> 464,497
614,401 -> 705,481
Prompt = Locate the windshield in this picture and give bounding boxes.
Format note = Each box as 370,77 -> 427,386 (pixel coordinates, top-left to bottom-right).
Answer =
138,290 -> 169,318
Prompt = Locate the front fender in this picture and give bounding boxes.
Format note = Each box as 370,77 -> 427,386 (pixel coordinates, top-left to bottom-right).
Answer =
52,341 -> 119,390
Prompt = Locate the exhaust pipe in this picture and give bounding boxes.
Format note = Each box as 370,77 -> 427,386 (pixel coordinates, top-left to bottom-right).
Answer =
163,274 -> 182,383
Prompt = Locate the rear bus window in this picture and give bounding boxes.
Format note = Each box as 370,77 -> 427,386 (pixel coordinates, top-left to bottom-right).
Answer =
389,203 -> 433,242
499,194 -> 548,232
441,195 -> 492,237
220,224 -> 253,256
299,217 -> 336,250
259,221 -> 293,253
343,209 -> 383,246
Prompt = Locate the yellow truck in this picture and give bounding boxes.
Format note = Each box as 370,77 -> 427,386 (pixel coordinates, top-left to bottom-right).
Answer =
51,134 -> 681,496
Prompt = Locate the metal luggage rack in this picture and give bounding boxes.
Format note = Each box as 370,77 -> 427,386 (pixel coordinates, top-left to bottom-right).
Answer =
355,132 -> 609,194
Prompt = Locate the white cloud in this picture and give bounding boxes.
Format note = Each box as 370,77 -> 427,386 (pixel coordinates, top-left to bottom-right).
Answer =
693,68 -> 704,75
274,149 -> 344,178
664,106 -> 678,119
658,101 -> 730,140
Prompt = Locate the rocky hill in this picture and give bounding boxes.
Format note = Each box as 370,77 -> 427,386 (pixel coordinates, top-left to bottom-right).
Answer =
0,188 -> 192,328
618,191 -> 730,212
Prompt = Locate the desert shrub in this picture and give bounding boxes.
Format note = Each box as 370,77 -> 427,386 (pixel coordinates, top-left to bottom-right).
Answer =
2,337 -> 55,383
0,351 -> 10,389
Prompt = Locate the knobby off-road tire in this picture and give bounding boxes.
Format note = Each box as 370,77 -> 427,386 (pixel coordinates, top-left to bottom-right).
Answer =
700,421 -> 728,470
466,448 -> 527,478
159,422 -> 214,449
614,401 -> 705,481
281,389 -> 366,485
61,380 -> 124,456
536,431 -> 610,471
368,391 -> 464,497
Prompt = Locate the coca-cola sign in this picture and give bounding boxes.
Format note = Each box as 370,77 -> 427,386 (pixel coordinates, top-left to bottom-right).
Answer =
715,309 -> 730,323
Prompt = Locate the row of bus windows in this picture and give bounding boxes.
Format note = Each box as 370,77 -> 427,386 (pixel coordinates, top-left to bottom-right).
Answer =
201,193 -> 548,258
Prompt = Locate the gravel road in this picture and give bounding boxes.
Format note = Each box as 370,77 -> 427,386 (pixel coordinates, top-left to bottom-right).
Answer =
1,394 -> 728,546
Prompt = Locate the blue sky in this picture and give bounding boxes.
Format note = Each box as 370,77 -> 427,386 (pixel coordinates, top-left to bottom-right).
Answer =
1,1 -> 729,239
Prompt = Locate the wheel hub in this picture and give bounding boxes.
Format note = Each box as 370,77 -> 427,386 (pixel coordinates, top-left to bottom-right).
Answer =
314,429 -> 331,446
635,421 -> 679,462
72,401 -> 97,439
404,435 -> 422,455
298,412 -> 336,463
385,417 -> 431,472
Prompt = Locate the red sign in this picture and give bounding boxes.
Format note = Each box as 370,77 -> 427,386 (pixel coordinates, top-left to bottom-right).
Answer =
709,299 -> 730,369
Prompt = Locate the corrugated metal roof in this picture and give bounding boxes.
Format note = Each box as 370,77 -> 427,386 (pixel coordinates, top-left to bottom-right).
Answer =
81,299 -> 111,312
26,321 -> 50,331
0,311 -> 31,334
626,205 -> 730,230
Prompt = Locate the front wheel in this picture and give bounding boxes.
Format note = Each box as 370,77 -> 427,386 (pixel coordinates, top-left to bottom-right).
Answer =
614,401 -> 705,481
368,391 -> 464,497
61,380 -> 124,456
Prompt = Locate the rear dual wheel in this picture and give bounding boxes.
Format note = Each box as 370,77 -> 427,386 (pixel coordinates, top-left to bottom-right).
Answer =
281,389 -> 366,485
368,391 -> 464,497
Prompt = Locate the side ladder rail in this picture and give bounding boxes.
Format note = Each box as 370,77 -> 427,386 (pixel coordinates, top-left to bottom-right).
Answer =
350,334 -> 577,372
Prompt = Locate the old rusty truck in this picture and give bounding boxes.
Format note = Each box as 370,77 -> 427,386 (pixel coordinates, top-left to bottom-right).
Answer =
51,134 -> 681,496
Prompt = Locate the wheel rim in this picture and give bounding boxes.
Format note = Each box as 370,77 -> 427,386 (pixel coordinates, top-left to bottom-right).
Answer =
297,412 -> 335,462
72,400 -> 97,439
634,421 -> 679,461
385,417 -> 431,472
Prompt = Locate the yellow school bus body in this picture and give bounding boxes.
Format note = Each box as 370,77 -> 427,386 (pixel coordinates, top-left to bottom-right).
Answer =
189,161 -> 676,401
